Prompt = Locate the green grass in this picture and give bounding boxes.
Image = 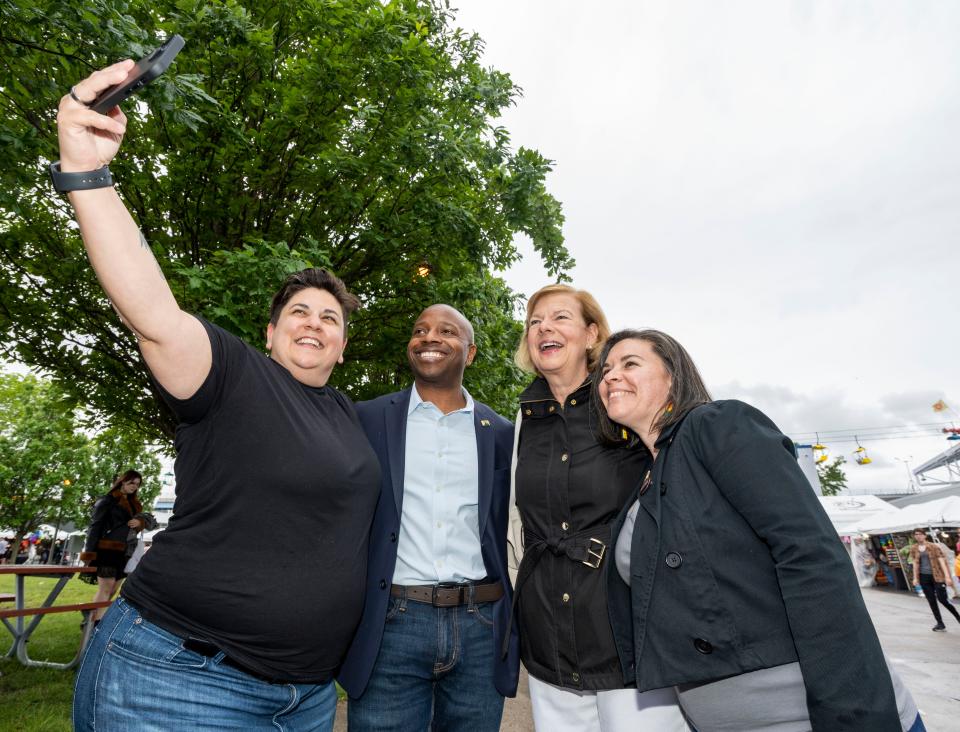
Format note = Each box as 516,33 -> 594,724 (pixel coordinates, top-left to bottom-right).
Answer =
0,575 -> 93,732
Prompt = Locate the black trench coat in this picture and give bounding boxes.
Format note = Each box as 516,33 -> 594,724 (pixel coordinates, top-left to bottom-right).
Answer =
515,377 -> 647,690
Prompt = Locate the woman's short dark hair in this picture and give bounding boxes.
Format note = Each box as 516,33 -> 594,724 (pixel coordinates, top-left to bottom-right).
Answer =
268,268 -> 361,335
592,329 -> 712,448
110,469 -> 143,493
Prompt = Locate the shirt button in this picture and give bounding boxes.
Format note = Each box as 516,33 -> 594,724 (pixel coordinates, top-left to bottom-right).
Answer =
694,638 -> 713,654
571,672 -> 580,682
665,552 -> 683,569
561,453 -> 568,462
562,593 -> 570,603
548,405 -> 555,412
570,399 -> 577,406
561,521 -> 570,531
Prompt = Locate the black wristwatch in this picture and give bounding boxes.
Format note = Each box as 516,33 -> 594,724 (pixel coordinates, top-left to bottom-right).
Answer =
48,161 -> 113,194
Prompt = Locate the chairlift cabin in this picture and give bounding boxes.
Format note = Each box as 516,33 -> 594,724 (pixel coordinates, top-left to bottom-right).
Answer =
853,437 -> 872,465
813,436 -> 829,464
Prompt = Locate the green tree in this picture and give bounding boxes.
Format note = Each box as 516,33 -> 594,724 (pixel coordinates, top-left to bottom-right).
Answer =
84,425 -> 163,509
0,372 -> 161,561
817,455 -> 848,497
0,0 -> 570,444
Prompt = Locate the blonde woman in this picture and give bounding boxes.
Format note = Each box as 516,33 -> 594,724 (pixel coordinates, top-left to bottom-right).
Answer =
508,285 -> 688,731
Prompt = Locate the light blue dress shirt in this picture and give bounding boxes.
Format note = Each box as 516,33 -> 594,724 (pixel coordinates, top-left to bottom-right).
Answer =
391,385 -> 485,585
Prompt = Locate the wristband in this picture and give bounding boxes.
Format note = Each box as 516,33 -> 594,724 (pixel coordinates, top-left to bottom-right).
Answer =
49,161 -> 113,194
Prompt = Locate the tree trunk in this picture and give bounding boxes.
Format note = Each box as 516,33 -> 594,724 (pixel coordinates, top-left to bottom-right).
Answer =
8,531 -> 24,563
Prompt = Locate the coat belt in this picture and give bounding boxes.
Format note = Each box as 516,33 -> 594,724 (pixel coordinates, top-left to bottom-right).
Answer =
500,525 -> 609,659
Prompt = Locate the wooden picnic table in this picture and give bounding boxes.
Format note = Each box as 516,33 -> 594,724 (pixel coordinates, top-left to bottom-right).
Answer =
0,564 -> 112,670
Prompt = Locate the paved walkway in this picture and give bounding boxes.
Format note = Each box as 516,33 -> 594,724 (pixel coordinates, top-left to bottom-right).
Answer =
334,587 -> 960,731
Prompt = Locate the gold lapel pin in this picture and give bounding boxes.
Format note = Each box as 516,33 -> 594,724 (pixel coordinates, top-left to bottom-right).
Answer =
480,419 -> 491,427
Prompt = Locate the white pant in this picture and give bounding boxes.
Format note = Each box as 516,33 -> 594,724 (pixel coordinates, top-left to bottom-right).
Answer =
528,675 -> 691,732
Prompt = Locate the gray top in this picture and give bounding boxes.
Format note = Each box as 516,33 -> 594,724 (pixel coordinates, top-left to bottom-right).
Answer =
918,548 -> 933,576
676,661 -> 917,732
614,498 -> 639,584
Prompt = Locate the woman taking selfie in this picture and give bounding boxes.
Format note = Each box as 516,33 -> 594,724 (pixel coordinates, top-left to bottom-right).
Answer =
594,328 -> 923,732
58,61 -> 380,731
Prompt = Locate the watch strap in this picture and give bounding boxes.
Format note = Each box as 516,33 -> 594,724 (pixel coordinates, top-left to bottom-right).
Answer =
49,161 -> 113,194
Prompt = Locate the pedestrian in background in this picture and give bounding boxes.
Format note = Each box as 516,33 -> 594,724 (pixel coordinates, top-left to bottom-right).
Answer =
80,470 -> 148,624
910,529 -> 960,631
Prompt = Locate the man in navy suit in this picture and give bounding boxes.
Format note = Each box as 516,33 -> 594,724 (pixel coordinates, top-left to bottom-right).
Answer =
340,304 -> 519,731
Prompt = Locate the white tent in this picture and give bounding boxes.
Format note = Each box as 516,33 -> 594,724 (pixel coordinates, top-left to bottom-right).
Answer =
855,495 -> 960,535
36,523 -> 74,540
818,495 -> 904,535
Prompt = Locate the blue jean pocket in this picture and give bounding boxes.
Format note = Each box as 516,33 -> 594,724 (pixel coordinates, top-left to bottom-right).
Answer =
385,596 -> 406,622
106,614 -> 207,668
469,600 -> 495,627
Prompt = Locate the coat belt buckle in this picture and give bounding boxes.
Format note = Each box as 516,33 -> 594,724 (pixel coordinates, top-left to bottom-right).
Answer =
582,538 -> 606,569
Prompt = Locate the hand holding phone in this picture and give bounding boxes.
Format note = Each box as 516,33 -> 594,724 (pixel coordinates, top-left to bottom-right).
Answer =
90,34 -> 185,114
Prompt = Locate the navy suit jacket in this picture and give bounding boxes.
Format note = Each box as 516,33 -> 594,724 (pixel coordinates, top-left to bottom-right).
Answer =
337,387 -> 520,698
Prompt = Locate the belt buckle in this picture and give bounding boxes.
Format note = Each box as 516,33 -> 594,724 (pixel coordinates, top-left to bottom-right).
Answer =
432,582 -> 462,606
582,538 -> 606,569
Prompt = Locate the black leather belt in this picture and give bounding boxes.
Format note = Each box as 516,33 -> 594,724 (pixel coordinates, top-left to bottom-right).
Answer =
391,581 -> 504,607
183,638 -> 288,684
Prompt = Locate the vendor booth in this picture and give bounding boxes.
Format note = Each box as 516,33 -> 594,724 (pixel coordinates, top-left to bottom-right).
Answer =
844,495 -> 960,595
819,496 -> 907,587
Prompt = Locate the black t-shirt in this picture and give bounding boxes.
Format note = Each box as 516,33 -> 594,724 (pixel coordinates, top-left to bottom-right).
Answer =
122,317 -> 380,683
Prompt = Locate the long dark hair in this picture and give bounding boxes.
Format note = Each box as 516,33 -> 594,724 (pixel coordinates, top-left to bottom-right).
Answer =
592,329 -> 712,447
110,469 -> 143,494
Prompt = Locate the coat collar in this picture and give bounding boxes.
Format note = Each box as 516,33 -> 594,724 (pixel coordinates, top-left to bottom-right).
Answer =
519,375 -> 592,403
519,377 -> 593,422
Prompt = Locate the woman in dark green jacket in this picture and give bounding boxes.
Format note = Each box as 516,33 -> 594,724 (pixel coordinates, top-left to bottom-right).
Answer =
593,328 -> 923,732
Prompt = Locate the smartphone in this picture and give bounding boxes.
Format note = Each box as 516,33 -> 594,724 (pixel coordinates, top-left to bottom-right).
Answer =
90,34 -> 186,114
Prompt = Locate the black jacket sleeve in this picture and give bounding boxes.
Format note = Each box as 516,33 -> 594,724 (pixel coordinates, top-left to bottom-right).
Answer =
691,400 -> 901,732
82,496 -> 112,556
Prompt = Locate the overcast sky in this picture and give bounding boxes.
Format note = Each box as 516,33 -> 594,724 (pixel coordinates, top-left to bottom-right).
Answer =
454,1 -> 960,494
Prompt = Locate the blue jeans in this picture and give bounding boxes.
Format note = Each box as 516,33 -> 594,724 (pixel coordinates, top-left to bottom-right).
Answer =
347,592 -> 504,731
73,597 -> 337,731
